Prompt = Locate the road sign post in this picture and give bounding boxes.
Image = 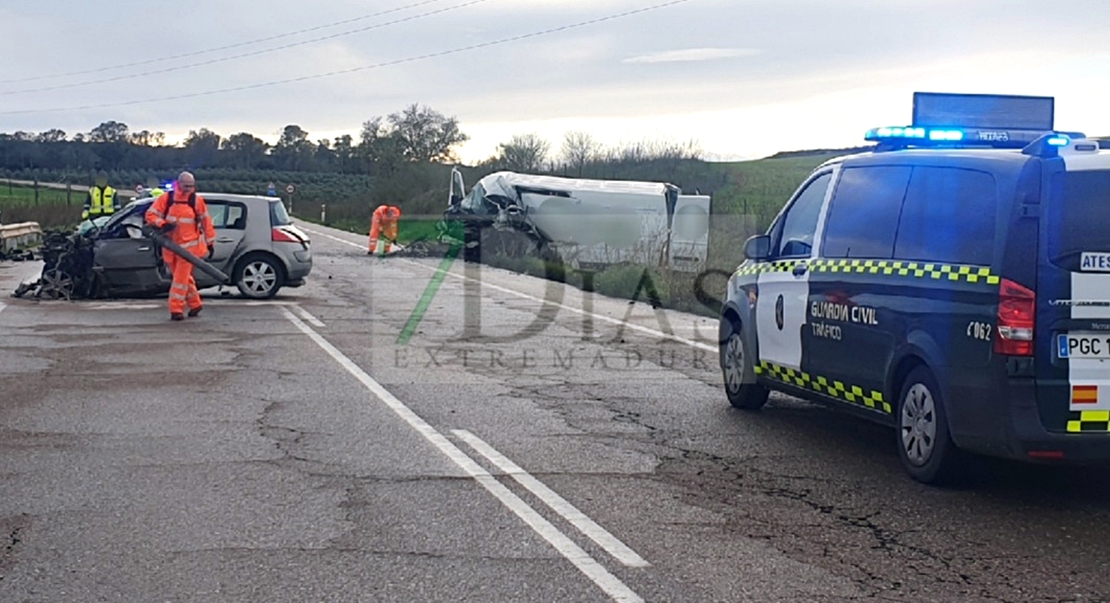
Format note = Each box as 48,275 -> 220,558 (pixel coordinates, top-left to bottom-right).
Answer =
286,184 -> 296,214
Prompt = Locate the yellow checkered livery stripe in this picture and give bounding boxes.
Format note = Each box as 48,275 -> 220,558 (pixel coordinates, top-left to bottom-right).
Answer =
1067,411 -> 1110,433
735,259 -> 1000,285
754,361 -> 892,414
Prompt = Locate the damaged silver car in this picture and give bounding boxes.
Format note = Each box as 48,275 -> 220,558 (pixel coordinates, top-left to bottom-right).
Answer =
14,194 -> 312,300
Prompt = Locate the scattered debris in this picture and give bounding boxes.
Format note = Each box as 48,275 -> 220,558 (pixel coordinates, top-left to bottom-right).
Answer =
10,231 -> 96,300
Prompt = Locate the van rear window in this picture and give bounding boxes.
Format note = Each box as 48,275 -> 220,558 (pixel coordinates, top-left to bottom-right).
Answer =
1050,170 -> 1110,269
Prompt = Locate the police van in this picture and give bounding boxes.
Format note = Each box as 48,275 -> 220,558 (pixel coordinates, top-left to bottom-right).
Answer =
718,92 -> 1110,484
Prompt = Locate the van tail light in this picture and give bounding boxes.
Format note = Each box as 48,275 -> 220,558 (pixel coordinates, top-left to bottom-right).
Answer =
272,227 -> 300,243
995,278 -> 1035,356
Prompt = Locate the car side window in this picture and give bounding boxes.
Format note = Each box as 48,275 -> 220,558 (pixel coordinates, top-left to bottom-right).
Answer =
821,166 -> 912,259
894,167 -> 997,265
226,203 -> 247,230
207,202 -> 247,230
773,172 -> 831,258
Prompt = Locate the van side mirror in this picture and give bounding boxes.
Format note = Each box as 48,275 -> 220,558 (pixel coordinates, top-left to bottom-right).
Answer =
743,234 -> 771,261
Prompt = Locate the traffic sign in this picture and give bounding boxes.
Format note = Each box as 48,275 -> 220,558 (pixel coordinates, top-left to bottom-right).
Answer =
286,184 -> 295,194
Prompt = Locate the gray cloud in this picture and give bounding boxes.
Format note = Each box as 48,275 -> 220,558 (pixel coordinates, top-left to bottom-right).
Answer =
1,0 -> 1108,159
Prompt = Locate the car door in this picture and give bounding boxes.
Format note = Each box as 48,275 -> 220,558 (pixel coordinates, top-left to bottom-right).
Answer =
809,165 -> 912,406
756,171 -> 834,373
203,200 -> 248,276
92,200 -> 169,296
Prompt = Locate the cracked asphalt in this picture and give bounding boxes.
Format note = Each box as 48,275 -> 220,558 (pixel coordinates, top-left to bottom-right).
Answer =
1,224 -> 1109,602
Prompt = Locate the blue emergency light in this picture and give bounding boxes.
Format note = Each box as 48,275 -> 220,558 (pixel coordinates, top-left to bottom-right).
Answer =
866,92 -> 1084,154
161,180 -> 175,192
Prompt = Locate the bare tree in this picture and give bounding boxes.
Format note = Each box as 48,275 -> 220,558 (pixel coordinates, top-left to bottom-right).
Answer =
495,133 -> 550,172
561,131 -> 600,177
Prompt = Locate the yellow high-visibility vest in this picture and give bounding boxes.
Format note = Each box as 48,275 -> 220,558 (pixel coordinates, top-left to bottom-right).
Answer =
88,186 -> 117,216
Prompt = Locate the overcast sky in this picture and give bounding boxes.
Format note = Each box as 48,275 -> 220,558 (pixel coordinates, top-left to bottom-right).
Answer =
2,0 -> 1108,163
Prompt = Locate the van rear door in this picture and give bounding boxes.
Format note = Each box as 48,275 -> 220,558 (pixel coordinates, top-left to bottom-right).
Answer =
669,194 -> 710,273
1037,164 -> 1110,433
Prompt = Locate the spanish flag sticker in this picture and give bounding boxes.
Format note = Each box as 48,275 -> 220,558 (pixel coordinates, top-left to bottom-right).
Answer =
1072,385 -> 1099,405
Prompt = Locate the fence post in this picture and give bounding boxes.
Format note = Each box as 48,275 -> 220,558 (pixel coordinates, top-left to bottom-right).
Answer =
34,178 -> 39,205
67,183 -> 72,206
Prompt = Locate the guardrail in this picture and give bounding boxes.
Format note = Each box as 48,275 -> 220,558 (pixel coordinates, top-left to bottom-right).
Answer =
0,222 -> 43,253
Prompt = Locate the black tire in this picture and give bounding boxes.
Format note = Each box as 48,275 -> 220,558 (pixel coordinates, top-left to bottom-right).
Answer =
234,253 -> 284,299
720,320 -> 769,410
896,366 -> 964,485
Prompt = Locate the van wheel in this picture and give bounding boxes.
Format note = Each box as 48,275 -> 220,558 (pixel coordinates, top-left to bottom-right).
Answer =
897,366 -> 963,485
721,322 -> 769,410
235,253 -> 284,299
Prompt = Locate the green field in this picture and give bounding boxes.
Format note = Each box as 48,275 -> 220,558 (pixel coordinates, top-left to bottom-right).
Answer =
0,181 -> 87,229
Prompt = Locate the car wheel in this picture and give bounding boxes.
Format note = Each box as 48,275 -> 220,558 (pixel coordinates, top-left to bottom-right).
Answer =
721,321 -> 769,410
896,366 -> 964,485
235,253 -> 284,299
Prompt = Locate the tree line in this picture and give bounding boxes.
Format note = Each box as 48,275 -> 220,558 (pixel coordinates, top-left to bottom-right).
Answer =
0,102 -> 711,184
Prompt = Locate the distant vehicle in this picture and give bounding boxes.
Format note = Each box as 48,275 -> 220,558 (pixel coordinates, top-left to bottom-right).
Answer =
445,169 -> 711,272
719,92 -> 1110,484
31,194 -> 311,300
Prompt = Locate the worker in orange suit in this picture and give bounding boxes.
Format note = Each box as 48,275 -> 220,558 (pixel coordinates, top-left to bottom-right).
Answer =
145,172 -> 216,321
368,204 -> 402,255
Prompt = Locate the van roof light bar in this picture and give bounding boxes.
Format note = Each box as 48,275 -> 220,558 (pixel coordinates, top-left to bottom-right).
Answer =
865,126 -> 1086,151
867,92 -> 1084,152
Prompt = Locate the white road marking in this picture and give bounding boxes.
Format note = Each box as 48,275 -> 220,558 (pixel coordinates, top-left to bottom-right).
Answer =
280,308 -> 644,603
302,226 -> 718,353
0,301 -> 6,315
301,226 -> 366,251
294,305 -> 326,328
453,429 -> 650,568
28,299 -> 296,311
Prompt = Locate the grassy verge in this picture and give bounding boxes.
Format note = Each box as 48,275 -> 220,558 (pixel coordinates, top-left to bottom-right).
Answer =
0,183 -> 84,230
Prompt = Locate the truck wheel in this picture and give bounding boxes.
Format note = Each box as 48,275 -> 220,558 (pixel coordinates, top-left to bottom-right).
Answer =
721,321 -> 769,410
897,366 -> 964,485
235,253 -> 284,299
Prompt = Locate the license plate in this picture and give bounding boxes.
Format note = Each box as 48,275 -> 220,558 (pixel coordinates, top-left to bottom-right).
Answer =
1058,334 -> 1110,359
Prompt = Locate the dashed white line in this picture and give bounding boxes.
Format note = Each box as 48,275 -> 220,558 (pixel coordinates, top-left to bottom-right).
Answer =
280,307 -> 645,603
301,226 -> 718,353
294,305 -> 326,328
454,429 -> 650,568
0,301 -> 7,316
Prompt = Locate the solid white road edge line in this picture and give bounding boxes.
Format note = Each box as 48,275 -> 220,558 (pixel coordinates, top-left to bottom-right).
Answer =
299,226 -> 717,353
280,307 -> 645,603
453,429 -> 650,568
294,305 -> 326,328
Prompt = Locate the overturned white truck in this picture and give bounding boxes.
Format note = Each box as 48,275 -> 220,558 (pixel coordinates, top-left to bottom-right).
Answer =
446,169 -> 711,272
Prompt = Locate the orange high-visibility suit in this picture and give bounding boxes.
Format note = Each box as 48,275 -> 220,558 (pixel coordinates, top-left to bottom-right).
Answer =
368,205 -> 401,255
145,191 -> 216,318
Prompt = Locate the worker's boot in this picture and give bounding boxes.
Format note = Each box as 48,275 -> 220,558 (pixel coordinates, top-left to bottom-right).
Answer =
171,313 -> 184,321
188,307 -> 202,318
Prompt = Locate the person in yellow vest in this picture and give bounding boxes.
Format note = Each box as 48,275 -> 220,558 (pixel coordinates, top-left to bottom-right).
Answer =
82,171 -> 119,220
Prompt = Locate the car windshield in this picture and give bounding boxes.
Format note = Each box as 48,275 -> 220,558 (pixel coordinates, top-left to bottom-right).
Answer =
89,200 -> 150,236
270,200 -> 292,226
1049,169 -> 1110,269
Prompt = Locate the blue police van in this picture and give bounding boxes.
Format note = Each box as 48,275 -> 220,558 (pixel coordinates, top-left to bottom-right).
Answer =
718,93 -> 1110,484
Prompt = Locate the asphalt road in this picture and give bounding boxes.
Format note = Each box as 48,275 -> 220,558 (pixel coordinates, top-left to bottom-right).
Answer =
1,223 -> 1109,603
